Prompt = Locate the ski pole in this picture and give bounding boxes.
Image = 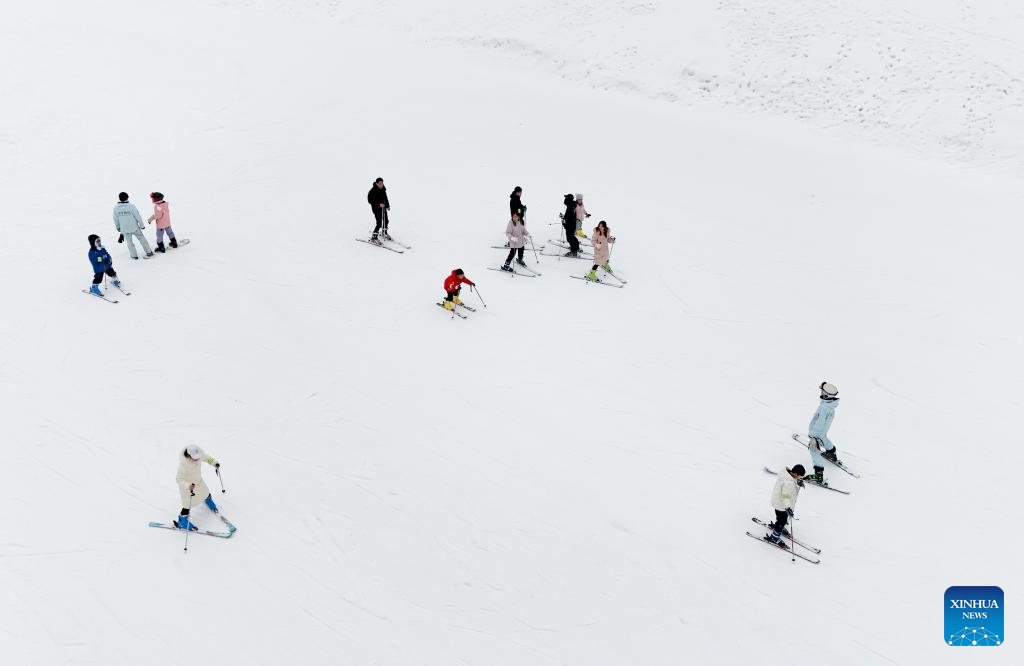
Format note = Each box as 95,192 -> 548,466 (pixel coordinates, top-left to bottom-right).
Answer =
472,284 -> 487,308
529,236 -> 540,264
184,487 -> 195,553
216,467 -> 226,493
790,511 -> 795,563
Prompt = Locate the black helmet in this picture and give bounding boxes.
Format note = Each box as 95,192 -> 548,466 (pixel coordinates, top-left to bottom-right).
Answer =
150,191 -> 164,202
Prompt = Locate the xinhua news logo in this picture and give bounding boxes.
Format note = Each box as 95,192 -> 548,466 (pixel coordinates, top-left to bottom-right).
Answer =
945,586 -> 1003,646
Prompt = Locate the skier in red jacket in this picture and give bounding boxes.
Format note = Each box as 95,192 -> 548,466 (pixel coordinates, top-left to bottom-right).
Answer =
443,268 -> 475,311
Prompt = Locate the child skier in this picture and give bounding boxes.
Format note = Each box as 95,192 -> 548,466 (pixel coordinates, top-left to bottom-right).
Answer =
574,194 -> 590,238
86,235 -> 124,297
561,193 -> 580,256
175,444 -> 221,530
146,192 -> 179,252
442,268 -> 475,311
367,177 -> 391,243
586,221 -> 615,281
113,192 -> 153,259
501,212 -> 530,271
765,465 -> 805,545
805,382 -> 840,482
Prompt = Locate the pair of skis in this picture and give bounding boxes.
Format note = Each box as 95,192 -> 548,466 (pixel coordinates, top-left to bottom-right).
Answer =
571,266 -> 627,288
486,263 -> 541,278
791,433 -> 860,478
763,467 -> 849,494
356,235 -> 411,253
745,517 -> 821,564
149,512 -> 237,539
82,281 -> 131,304
436,301 -> 476,319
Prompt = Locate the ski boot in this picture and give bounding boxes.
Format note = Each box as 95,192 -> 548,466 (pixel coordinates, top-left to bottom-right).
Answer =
765,531 -> 787,548
602,261 -> 612,272
89,284 -> 103,297
204,494 -> 219,513
576,229 -> 586,238
111,278 -> 123,289
155,242 -> 166,253
176,513 -> 198,531
145,251 -> 154,258
564,251 -> 579,258
443,300 -> 454,311
369,233 -> 383,246
515,258 -> 527,267
169,237 -> 179,249
803,466 -> 825,484
822,447 -> 840,464
382,229 -> 393,241
500,262 -> 513,272
586,269 -> 599,281
453,295 -> 463,306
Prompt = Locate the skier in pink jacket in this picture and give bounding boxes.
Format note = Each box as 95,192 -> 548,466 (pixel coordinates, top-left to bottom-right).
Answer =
586,221 -> 615,281
146,192 -> 179,253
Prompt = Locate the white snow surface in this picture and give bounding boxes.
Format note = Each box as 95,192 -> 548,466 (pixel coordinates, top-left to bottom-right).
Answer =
2,1 -> 1022,664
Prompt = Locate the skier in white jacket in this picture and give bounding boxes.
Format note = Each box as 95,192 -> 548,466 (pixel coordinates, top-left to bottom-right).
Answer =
175,445 -> 221,530
113,192 -> 154,260
765,465 -> 805,545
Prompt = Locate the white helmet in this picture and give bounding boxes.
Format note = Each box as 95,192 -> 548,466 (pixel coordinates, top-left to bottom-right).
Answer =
820,382 -> 838,398
185,444 -> 204,460
574,193 -> 583,201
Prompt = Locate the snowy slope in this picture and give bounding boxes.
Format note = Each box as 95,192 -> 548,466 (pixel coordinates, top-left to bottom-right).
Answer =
1,1 -> 1022,664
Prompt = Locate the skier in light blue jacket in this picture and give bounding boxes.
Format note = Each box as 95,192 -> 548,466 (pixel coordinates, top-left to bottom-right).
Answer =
805,381 -> 839,482
113,192 -> 153,260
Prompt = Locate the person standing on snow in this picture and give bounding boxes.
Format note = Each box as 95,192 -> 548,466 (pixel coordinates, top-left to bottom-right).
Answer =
174,444 -> 221,530
501,212 -> 530,271
86,234 -> 124,297
805,382 -> 840,482
586,221 -> 615,281
146,192 -> 179,253
442,268 -> 475,311
510,186 -> 526,220
561,193 -> 580,256
113,192 -> 154,260
574,194 -> 590,238
367,177 -> 391,244
765,465 -> 805,546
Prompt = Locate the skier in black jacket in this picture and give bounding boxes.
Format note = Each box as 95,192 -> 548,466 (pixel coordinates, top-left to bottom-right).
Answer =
509,186 -> 526,220
367,177 -> 391,243
561,193 -> 580,256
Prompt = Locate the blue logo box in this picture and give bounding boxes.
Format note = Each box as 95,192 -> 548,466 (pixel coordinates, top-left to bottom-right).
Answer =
945,586 -> 1003,646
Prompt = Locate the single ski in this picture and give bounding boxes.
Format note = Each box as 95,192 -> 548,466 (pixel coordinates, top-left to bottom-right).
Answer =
570,275 -> 623,288
791,434 -> 860,478
172,239 -> 191,247
356,238 -> 404,253
515,263 -> 542,276
541,251 -> 594,260
381,235 -> 411,249
82,289 -> 118,303
492,245 -> 544,251
749,517 -> 821,553
113,283 -> 131,296
456,302 -> 476,312
763,467 -> 849,495
745,532 -> 820,564
436,302 -> 467,318
599,267 -> 627,284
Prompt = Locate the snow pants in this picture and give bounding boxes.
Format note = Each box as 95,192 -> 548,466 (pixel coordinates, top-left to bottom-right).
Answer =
123,231 -> 151,259
505,247 -> 524,263
564,224 -> 579,253
92,268 -> 117,284
808,435 -> 835,468
771,509 -> 789,535
372,207 -> 389,234
444,287 -> 462,303
156,225 -> 176,243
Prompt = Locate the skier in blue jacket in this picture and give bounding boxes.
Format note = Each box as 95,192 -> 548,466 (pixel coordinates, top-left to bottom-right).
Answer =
87,234 -> 124,297
805,381 -> 840,482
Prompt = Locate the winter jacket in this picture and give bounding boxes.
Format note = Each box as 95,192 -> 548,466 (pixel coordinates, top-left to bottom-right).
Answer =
575,202 -> 588,224
176,446 -> 218,507
151,201 -> 171,229
510,192 -> 526,218
591,230 -> 614,265
561,194 -> 577,230
444,271 -> 475,293
808,398 -> 839,438
367,184 -> 390,211
113,201 -> 146,234
770,469 -> 801,512
87,235 -> 112,272
505,218 -> 529,249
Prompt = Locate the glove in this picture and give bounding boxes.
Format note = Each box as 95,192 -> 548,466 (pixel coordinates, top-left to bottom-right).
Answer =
786,508 -> 794,517
214,462 -> 221,470
117,234 -> 124,243
796,479 -> 805,488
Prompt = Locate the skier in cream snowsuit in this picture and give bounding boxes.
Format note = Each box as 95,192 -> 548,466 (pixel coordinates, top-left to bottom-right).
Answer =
806,382 -> 840,482
174,445 -> 221,530
766,465 -> 804,545
113,192 -> 153,259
